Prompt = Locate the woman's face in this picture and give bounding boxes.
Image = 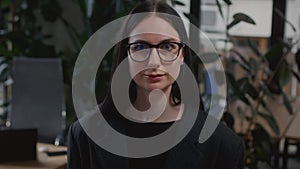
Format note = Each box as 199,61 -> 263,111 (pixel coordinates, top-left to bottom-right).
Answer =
128,16 -> 184,92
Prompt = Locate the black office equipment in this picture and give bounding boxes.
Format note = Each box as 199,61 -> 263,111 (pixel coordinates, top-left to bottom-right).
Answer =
0,128 -> 37,162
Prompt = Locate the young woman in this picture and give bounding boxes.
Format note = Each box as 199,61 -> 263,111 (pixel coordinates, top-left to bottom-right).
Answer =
67,1 -> 245,169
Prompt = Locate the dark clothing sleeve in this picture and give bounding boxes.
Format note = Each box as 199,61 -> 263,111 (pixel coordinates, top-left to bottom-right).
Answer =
234,140 -> 245,169
67,123 -> 82,169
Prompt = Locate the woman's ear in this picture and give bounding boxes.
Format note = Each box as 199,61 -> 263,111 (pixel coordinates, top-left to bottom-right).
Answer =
180,51 -> 184,63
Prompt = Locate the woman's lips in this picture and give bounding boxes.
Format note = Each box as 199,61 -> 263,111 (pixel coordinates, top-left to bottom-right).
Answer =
144,74 -> 165,81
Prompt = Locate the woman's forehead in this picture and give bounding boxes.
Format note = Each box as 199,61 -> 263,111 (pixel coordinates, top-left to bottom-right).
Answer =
129,16 -> 180,40
128,33 -> 180,43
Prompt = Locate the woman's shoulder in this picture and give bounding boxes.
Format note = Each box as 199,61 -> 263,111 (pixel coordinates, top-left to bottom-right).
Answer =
194,114 -> 245,168
214,122 -> 245,168
194,111 -> 244,157
196,111 -> 243,147
215,122 -> 243,146
69,112 -> 100,140
70,120 -> 83,133
69,120 -> 87,142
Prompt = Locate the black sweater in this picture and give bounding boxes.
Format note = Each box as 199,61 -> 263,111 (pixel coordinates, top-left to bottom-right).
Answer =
67,108 -> 245,169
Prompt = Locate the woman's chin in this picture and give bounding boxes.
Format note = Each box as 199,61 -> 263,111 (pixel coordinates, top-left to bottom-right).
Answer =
144,84 -> 171,92
146,86 -> 163,91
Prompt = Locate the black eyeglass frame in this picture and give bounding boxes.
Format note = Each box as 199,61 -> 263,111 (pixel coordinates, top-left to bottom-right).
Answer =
127,41 -> 185,62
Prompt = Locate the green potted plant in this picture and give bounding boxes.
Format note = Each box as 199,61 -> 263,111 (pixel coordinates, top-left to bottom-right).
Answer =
212,0 -> 300,168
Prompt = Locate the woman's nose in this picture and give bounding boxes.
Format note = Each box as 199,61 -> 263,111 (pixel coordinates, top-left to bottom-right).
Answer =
148,49 -> 160,68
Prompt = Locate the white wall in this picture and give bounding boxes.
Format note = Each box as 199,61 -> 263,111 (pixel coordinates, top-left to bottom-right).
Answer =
285,0 -> 300,39
201,0 -> 273,38
167,0 -> 191,36
228,0 -> 273,37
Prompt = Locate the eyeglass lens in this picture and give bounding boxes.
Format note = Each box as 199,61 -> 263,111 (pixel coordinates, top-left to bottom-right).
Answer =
128,42 -> 183,62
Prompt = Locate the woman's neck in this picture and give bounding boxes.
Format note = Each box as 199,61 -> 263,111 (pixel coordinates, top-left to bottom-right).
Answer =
133,86 -> 171,111
128,86 -> 183,123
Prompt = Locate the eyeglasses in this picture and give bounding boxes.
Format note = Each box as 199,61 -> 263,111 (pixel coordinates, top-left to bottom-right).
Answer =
127,41 -> 185,62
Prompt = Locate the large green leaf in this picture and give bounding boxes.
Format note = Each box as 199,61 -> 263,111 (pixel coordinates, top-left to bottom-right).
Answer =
278,60 -> 291,87
227,13 -> 256,30
258,112 -> 279,135
282,91 -> 293,114
264,42 -> 284,64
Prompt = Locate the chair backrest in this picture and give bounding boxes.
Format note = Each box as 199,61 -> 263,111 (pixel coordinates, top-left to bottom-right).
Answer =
9,57 -> 65,144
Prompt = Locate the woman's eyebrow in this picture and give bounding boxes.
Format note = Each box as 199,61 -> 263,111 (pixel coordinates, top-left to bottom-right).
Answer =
129,40 -> 149,44
160,38 -> 180,42
130,38 -> 180,44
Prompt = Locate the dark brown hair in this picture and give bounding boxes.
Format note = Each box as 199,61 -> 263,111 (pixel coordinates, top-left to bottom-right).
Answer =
101,1 -> 195,112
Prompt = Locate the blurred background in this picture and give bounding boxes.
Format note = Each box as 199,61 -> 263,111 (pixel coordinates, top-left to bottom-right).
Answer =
0,0 -> 300,169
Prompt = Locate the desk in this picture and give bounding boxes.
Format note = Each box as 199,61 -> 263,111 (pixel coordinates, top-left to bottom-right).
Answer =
281,110 -> 300,169
0,143 -> 67,169
272,97 -> 300,169
285,109 -> 300,141
231,97 -> 300,169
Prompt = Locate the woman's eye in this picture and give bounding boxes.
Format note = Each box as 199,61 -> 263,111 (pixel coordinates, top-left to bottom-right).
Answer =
131,43 -> 148,51
160,43 -> 176,51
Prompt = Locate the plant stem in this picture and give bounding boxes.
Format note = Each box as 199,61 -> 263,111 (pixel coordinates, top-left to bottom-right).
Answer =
245,48 -> 290,134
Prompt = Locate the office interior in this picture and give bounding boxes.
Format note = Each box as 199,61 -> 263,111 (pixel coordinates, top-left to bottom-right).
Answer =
0,0 -> 299,169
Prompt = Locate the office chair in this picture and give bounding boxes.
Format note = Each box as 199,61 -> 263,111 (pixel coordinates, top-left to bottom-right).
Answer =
8,57 -> 66,145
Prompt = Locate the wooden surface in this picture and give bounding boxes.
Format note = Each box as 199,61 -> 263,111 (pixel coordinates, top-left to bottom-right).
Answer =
0,143 -> 67,169
275,97 -> 300,138
285,109 -> 300,141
